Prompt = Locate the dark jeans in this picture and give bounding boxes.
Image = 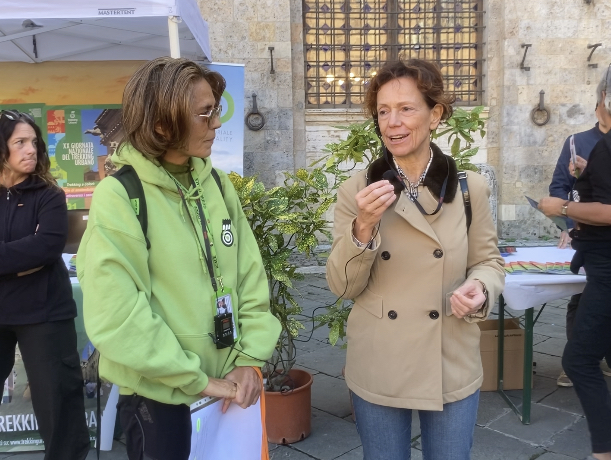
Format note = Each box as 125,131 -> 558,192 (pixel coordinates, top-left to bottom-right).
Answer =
117,394 -> 191,460
566,293 -> 611,365
0,319 -> 90,460
563,244 -> 611,453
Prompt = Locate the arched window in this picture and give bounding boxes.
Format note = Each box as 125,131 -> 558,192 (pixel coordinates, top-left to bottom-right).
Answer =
303,0 -> 484,107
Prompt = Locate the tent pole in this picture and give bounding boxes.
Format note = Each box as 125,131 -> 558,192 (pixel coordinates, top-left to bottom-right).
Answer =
168,16 -> 181,58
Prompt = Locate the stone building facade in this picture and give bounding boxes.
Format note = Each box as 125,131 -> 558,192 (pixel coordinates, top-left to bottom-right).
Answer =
200,0 -> 611,238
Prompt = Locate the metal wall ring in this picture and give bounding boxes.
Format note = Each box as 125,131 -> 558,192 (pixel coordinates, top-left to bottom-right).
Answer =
531,107 -> 550,126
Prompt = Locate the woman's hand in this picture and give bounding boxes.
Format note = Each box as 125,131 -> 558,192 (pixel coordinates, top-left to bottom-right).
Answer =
557,230 -> 572,249
220,366 -> 262,413
450,280 -> 486,319
354,180 -> 396,242
569,156 -> 587,177
538,197 -> 565,217
200,377 -> 238,405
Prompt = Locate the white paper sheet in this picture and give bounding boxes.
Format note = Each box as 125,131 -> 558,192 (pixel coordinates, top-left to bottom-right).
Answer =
188,397 -> 262,460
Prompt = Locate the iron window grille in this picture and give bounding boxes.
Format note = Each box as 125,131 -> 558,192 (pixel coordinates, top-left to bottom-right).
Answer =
303,0 -> 485,108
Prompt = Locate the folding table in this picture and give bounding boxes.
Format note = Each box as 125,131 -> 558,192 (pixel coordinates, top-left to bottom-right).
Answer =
498,246 -> 586,424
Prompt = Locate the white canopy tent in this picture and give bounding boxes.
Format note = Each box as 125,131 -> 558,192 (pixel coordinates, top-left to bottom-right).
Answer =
0,0 -> 211,63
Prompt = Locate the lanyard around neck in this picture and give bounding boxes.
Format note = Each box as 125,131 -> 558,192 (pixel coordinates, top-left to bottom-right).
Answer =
398,155 -> 449,216
168,170 -> 222,295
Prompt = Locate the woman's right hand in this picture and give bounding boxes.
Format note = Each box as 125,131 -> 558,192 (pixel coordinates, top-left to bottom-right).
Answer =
354,180 -> 396,242
200,377 -> 238,401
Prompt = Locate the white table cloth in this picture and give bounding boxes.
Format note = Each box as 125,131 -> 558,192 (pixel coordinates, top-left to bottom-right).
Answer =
502,246 -> 586,311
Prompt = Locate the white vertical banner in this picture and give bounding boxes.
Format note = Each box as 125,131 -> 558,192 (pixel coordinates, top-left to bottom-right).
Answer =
206,63 -> 245,176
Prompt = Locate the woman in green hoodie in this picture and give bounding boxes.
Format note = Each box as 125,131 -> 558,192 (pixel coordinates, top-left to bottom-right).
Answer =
77,57 -> 281,460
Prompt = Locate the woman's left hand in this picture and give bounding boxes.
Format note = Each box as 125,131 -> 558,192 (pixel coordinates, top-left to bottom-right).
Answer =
221,366 -> 262,413
538,197 -> 565,217
450,280 -> 486,318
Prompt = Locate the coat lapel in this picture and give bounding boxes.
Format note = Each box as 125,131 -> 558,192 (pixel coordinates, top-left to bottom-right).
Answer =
393,192 -> 441,246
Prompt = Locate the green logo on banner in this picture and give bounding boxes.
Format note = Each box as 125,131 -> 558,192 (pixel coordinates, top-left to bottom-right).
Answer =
220,90 -> 234,124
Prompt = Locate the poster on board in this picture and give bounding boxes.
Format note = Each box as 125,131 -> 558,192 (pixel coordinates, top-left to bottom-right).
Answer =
46,105 -> 123,209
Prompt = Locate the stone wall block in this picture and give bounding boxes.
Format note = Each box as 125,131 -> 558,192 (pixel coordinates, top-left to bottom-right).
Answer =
244,88 -> 277,110
277,87 -> 293,108
257,0 -> 290,21
233,0 -> 256,21
248,22 -> 276,42
558,103 -> 597,125
243,130 -> 266,152
502,164 -> 519,183
519,124 -> 547,147
252,150 -> 294,186
502,104 -> 532,126
229,41 -> 260,60
263,109 -> 294,131
264,129 -> 294,152
276,21 -> 292,42
256,42 -> 291,59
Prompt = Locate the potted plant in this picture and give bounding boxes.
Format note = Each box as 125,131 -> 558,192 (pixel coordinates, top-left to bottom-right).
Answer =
228,168 -> 335,444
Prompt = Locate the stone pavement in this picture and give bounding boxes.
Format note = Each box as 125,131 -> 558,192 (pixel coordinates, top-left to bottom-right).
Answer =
1,272 -> 608,460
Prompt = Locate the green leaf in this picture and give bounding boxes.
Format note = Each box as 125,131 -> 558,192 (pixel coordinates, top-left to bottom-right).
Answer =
451,137 -> 460,155
329,323 -> 340,346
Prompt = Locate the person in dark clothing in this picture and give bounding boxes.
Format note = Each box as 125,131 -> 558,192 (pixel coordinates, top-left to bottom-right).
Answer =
548,84 -> 611,387
539,67 -> 611,460
0,110 -> 90,460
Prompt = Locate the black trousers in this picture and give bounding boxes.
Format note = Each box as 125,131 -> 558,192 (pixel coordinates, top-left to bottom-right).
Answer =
0,319 -> 90,460
117,394 -> 191,460
563,245 -> 611,453
566,293 -> 611,365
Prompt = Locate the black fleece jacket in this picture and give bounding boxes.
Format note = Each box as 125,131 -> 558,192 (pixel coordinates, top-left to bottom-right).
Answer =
0,176 -> 76,325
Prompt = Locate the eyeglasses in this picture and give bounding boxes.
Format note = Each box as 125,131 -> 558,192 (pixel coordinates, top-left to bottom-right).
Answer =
1,110 -> 35,124
195,105 -> 222,127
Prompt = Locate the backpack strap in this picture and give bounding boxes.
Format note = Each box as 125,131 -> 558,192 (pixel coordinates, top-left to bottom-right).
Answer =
210,167 -> 224,198
112,165 -> 150,249
457,171 -> 472,232
112,165 -> 225,249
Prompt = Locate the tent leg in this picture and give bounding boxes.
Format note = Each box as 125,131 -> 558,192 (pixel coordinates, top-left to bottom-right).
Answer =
168,16 -> 181,58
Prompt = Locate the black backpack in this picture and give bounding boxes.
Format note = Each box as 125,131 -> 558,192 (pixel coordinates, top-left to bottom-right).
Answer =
112,165 -> 224,248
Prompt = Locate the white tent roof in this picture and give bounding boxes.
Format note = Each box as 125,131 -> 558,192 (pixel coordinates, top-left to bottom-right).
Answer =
0,0 -> 210,63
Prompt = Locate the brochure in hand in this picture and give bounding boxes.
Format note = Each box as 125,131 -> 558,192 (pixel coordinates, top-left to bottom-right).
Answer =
525,196 -> 570,232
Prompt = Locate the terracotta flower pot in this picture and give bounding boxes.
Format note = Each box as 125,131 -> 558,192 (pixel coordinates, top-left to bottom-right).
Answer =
264,368 -> 313,444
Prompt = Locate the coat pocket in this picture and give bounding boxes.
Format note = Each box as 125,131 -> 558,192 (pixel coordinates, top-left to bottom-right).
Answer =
354,287 -> 383,319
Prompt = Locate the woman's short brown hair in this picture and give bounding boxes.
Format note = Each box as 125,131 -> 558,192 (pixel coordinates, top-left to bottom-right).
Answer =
364,59 -> 455,123
120,57 -> 226,160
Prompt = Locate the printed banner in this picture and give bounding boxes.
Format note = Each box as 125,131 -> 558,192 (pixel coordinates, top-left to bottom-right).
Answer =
207,63 -> 245,176
46,105 -> 123,209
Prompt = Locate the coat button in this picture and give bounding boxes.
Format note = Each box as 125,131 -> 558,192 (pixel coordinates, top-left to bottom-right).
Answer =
388,310 -> 398,320
381,251 -> 391,260
433,249 -> 443,258
429,310 -> 440,320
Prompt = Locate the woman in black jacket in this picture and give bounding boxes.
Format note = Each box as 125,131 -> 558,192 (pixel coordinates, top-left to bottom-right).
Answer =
0,110 -> 90,460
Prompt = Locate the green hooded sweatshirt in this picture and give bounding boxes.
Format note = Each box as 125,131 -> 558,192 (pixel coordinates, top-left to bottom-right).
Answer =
77,145 -> 280,405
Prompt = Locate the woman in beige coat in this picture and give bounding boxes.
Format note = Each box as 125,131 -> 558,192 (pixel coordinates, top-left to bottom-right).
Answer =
326,59 -> 505,460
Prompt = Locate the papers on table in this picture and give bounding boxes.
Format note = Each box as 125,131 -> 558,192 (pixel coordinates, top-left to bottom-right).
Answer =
504,260 -> 577,275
